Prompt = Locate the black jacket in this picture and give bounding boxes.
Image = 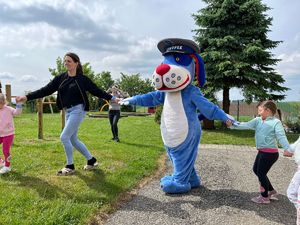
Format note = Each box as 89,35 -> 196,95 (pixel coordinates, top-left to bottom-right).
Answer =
26,72 -> 113,111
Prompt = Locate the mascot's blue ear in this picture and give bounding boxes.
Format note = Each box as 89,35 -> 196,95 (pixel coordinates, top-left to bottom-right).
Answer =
190,53 -> 206,87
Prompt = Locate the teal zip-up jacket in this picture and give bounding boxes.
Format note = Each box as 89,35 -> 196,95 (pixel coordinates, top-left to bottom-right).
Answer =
231,116 -> 291,151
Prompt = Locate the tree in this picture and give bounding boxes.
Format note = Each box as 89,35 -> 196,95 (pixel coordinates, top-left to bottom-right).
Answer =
193,0 -> 289,113
48,57 -> 66,76
116,73 -> 154,97
94,71 -> 114,91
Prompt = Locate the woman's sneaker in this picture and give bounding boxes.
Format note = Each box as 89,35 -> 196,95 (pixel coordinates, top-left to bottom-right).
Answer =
0,166 -> 11,174
251,195 -> 270,204
84,157 -> 98,170
268,190 -> 279,200
57,167 -> 75,176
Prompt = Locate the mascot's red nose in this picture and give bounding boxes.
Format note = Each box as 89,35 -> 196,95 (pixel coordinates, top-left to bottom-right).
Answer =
156,64 -> 170,76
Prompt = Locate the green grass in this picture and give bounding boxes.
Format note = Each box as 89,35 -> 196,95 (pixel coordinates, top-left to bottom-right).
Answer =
1,114 -> 163,225
1,113 -> 298,224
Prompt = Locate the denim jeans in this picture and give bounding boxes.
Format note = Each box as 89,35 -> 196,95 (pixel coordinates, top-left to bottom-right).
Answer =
60,104 -> 92,165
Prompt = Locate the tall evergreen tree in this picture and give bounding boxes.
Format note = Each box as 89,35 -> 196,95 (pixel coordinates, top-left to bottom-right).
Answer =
193,0 -> 289,113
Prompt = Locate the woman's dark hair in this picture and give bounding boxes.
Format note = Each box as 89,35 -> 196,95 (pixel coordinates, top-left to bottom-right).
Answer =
64,52 -> 83,74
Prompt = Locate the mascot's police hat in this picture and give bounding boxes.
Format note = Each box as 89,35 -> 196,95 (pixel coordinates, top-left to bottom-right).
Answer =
157,38 -> 200,55
157,38 -> 206,87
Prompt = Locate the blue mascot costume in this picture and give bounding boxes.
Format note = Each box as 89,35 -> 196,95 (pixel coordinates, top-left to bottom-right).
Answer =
122,38 -> 230,194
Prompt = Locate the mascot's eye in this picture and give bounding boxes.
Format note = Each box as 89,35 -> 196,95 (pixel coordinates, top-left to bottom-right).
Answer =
156,78 -> 160,82
174,54 -> 193,66
171,73 -> 176,78
166,78 -> 170,82
177,76 -> 181,81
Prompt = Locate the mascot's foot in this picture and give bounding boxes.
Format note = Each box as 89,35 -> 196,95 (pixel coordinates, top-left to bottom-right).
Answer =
160,180 -> 191,194
189,172 -> 201,189
160,175 -> 173,183
190,178 -> 201,189
189,176 -> 201,189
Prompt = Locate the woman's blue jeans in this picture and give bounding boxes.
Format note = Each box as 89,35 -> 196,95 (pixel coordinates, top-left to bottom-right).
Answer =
60,104 -> 92,165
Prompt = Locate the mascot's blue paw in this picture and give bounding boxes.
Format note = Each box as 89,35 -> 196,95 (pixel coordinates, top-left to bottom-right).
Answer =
160,179 -> 191,194
160,175 -> 173,183
189,176 -> 201,189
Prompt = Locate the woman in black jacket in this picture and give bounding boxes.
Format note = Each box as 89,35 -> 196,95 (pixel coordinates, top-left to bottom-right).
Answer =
17,52 -> 117,175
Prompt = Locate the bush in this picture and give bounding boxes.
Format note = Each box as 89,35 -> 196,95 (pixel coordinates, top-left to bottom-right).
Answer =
154,106 -> 163,124
121,105 -> 135,112
285,120 -> 300,133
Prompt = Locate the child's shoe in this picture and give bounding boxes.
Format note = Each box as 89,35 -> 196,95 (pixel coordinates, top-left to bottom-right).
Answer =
0,166 -> 11,174
251,195 -> 270,204
268,190 -> 279,200
0,159 -> 5,168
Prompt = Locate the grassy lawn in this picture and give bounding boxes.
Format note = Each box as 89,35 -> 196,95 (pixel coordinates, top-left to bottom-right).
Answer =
0,113 -> 298,224
1,113 -> 163,225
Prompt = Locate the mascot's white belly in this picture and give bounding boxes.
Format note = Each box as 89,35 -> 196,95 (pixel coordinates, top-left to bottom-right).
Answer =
161,92 -> 188,147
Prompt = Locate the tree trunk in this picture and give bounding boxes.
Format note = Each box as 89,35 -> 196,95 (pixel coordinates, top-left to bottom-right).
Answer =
202,118 -> 215,130
222,87 -> 230,114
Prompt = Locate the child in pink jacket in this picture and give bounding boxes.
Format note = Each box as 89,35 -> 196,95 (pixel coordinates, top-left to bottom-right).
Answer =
0,93 -> 22,174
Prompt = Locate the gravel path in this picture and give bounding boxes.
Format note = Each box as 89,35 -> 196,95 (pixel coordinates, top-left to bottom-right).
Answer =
104,145 -> 297,225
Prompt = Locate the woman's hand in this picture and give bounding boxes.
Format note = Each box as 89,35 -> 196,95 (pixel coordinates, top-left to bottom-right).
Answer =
16,96 -> 27,103
115,98 -> 123,104
225,119 -> 233,127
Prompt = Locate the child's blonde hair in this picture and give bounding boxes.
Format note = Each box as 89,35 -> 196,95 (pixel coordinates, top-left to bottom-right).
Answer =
0,93 -> 6,103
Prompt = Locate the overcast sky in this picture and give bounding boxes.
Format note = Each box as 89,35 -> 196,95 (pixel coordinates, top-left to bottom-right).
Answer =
0,0 -> 299,101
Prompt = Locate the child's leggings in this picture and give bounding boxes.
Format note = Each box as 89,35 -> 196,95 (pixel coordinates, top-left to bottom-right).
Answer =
287,167 -> 300,225
0,134 -> 14,167
108,110 -> 120,139
253,151 -> 279,197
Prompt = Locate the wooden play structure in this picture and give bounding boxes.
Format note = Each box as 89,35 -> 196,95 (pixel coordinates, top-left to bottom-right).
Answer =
36,98 -> 65,139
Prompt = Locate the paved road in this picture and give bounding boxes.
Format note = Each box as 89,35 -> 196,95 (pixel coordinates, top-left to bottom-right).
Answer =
104,145 -> 297,225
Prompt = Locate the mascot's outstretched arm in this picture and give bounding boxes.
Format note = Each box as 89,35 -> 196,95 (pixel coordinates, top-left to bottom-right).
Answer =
121,91 -> 165,107
192,88 -> 228,122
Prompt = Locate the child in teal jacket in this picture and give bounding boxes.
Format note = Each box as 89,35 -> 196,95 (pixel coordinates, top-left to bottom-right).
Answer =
230,100 -> 293,204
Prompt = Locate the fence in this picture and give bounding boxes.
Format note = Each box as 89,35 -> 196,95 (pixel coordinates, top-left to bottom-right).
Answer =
225,100 -> 300,123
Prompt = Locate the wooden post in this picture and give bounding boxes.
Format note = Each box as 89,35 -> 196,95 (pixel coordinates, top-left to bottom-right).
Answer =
61,110 -> 65,130
38,98 -> 43,139
0,81 -> 2,93
5,84 -> 11,104
237,100 -> 240,121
